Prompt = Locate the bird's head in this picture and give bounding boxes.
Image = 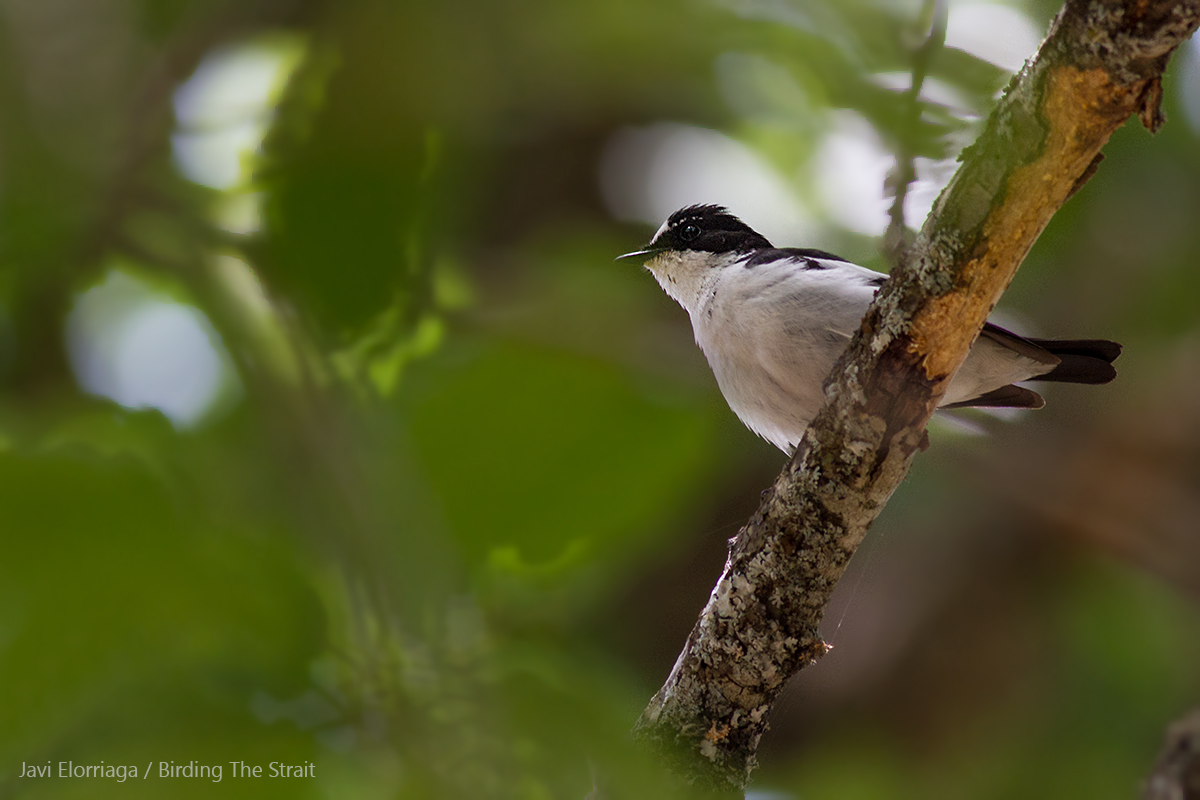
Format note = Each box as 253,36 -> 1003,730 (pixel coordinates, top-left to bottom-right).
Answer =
618,205 -> 772,311
618,204 -> 771,263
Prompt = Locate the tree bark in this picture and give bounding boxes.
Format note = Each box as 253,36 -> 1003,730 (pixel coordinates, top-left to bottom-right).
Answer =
634,0 -> 1200,789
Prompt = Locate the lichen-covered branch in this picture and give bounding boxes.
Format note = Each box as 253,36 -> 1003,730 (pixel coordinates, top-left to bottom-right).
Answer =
635,0 -> 1200,789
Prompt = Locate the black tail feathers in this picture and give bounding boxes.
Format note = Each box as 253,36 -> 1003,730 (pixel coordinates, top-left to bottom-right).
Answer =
943,384 -> 1046,410
1026,338 -> 1122,384
944,331 -> 1122,411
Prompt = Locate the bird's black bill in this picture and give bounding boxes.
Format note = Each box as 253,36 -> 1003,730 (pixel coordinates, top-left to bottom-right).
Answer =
615,247 -> 664,262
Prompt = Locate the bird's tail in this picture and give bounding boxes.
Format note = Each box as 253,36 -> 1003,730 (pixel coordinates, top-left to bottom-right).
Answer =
1024,338 -> 1122,384
941,333 -> 1121,411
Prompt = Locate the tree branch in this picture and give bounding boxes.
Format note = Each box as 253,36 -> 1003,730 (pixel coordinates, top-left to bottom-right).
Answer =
635,0 -> 1200,789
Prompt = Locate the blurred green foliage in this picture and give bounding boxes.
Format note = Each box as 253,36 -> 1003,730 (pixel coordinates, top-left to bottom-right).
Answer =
1,0 -> 1199,798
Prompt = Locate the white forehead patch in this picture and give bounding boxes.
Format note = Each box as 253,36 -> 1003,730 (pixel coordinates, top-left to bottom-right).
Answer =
648,217 -> 672,246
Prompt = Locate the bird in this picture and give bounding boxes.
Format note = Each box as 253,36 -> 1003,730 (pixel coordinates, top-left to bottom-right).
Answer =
619,204 -> 1121,454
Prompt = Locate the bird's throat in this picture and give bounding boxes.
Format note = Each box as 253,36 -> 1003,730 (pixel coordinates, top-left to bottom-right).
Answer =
646,251 -> 723,315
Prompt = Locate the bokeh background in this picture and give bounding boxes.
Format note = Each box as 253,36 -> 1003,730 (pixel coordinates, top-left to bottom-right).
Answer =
2,0 -> 1199,797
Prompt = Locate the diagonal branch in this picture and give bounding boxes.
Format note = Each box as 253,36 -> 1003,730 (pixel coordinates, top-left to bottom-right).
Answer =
635,0 -> 1200,789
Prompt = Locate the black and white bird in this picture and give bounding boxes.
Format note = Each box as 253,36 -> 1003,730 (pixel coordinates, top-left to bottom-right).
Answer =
620,204 -> 1121,454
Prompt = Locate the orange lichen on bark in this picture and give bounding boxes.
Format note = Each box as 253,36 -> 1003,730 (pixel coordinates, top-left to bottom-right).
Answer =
705,721 -> 731,743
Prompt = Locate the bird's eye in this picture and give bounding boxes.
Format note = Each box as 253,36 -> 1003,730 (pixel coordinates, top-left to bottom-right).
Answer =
679,223 -> 701,242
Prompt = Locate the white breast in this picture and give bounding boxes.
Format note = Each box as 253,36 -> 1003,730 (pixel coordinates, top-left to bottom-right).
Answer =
689,257 -> 880,452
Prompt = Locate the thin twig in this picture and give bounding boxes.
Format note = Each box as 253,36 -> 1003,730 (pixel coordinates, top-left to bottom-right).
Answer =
883,0 -> 948,266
